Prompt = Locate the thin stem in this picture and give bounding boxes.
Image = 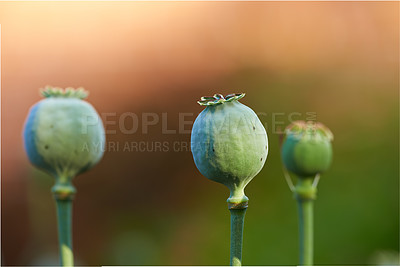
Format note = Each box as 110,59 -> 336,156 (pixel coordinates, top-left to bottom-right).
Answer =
55,198 -> 74,267
282,167 -> 295,192
229,208 -> 247,266
312,173 -> 320,188
295,178 -> 316,266
52,178 -> 76,267
297,199 -> 313,266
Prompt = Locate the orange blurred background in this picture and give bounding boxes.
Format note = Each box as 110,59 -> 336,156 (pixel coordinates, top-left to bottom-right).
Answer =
1,1 -> 399,265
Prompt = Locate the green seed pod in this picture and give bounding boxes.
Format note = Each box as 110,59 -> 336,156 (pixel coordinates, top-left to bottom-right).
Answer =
23,87 -> 105,183
281,120 -> 333,178
191,93 -> 268,206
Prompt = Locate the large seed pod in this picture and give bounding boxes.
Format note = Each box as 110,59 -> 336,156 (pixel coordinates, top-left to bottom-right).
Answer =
191,93 -> 268,205
281,120 -> 333,178
23,87 -> 105,179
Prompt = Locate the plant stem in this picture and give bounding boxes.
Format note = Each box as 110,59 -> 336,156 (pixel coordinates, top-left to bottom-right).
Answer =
295,178 -> 315,266
229,207 -> 247,266
52,179 -> 76,267
297,199 -> 313,265
55,198 -> 74,267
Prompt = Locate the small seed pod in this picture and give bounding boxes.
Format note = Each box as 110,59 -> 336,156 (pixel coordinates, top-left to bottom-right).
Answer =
191,93 -> 268,206
23,86 -> 105,181
281,120 -> 333,178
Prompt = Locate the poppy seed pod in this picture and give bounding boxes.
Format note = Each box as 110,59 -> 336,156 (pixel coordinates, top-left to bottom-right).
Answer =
23,87 -> 105,182
191,93 -> 268,206
281,120 -> 333,178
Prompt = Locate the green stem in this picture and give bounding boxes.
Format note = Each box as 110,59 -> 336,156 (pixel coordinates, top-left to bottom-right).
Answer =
229,207 -> 247,266
297,199 -> 313,265
52,178 -> 76,267
55,198 -> 74,267
295,178 -> 316,266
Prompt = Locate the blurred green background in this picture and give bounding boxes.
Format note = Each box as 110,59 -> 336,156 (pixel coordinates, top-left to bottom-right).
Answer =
1,1 -> 399,265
